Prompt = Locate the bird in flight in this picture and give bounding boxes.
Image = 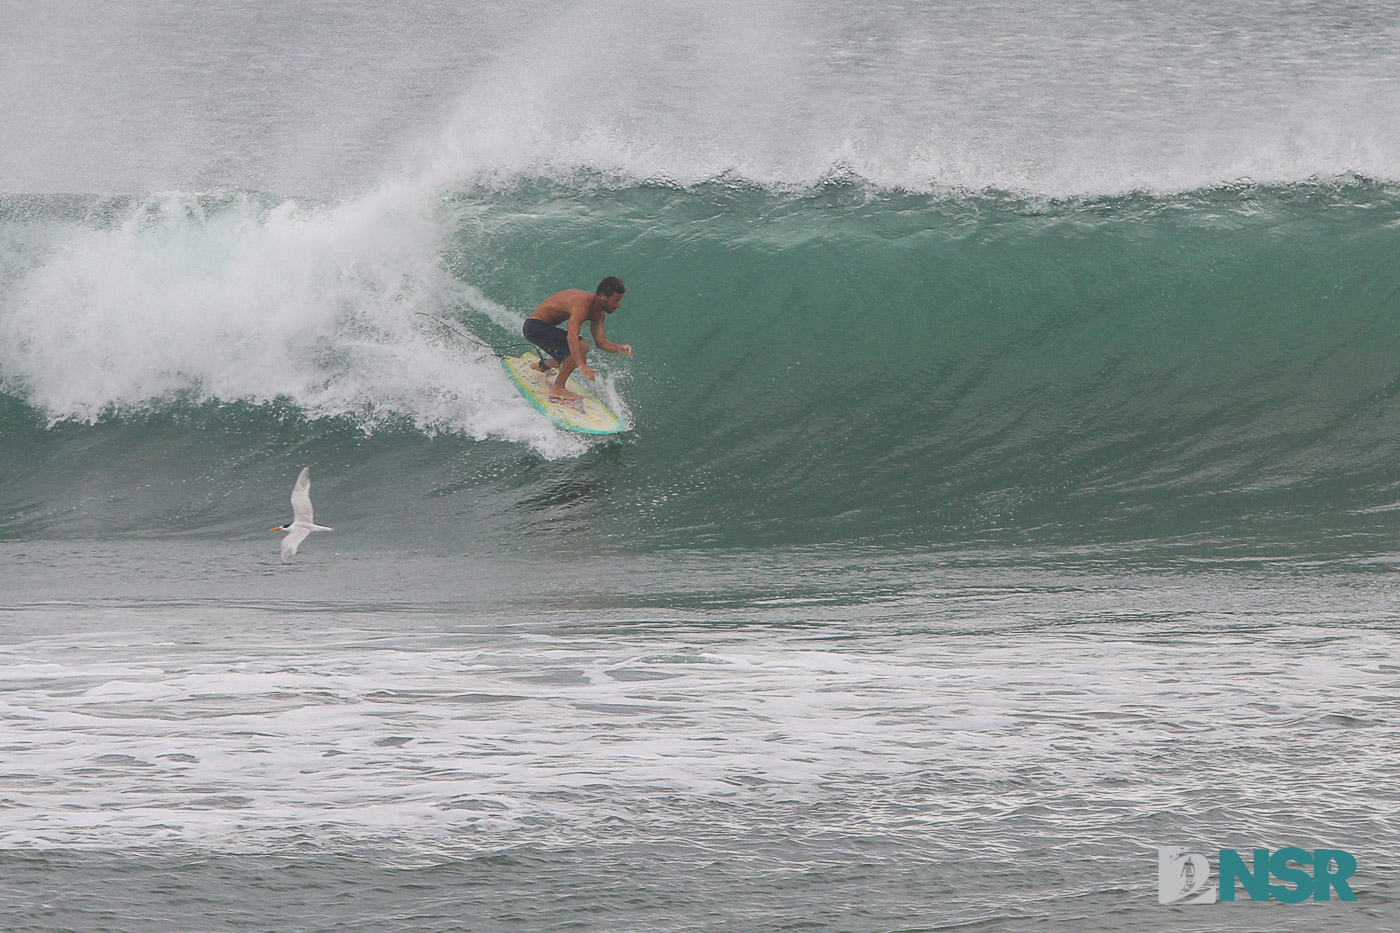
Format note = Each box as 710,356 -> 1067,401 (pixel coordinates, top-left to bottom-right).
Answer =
271,466 -> 332,562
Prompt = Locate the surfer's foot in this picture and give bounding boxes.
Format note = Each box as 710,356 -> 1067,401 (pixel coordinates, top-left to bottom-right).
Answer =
550,392 -> 583,409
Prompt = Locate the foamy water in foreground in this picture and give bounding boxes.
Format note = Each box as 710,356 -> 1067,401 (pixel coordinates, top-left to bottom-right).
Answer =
2,562 -> 1397,930
2,571 -> 1395,849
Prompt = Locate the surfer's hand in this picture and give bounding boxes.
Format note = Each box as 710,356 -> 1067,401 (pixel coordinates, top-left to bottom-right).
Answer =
582,364 -> 597,381
618,345 -> 632,358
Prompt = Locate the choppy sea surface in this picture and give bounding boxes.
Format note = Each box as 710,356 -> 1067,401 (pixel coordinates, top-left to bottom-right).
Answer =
3,1 -> 1400,929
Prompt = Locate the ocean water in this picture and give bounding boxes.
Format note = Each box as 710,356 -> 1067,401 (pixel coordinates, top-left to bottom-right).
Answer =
3,2 -> 1400,930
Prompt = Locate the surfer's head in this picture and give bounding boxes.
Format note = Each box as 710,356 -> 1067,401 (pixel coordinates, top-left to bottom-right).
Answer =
596,276 -> 625,313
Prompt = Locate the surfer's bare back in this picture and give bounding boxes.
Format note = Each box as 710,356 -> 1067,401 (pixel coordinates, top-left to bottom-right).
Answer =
522,277 -> 632,403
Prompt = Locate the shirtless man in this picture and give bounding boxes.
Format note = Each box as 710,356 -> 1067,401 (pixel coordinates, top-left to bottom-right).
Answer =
522,276 -> 632,404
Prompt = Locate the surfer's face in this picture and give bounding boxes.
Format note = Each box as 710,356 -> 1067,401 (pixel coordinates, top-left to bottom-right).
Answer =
601,293 -> 623,314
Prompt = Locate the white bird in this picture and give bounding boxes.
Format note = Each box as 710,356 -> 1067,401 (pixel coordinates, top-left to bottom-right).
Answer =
271,466 -> 332,562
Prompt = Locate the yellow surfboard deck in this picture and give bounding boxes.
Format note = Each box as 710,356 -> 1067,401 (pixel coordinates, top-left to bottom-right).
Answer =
502,352 -> 625,435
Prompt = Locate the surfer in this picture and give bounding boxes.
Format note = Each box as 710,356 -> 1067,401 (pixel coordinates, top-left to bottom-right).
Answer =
522,277 -> 632,404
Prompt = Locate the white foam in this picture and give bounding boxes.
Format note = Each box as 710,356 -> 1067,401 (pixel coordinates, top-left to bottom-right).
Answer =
0,185 -> 585,457
1,610 -> 1395,853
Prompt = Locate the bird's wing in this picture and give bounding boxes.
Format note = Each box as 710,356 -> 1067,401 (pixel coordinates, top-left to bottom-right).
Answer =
280,525 -> 311,561
290,466 -> 314,524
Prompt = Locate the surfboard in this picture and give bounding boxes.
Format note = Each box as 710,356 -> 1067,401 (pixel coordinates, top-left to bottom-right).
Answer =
502,351 -> 625,435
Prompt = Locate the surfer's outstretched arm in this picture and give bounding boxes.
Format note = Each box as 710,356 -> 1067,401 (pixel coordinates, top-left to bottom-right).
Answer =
590,318 -> 632,357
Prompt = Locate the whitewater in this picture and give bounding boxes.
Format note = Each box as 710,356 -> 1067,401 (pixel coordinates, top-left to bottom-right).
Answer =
2,2 -> 1399,931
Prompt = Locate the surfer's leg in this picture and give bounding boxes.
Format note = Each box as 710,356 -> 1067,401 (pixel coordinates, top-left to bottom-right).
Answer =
551,339 -> 589,400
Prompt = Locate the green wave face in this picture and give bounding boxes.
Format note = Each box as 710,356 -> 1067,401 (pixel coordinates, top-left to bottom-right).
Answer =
445,182 -> 1400,551
5,182 -> 1400,556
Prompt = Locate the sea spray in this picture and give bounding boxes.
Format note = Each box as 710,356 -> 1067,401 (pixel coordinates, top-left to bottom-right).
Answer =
0,189 -> 588,457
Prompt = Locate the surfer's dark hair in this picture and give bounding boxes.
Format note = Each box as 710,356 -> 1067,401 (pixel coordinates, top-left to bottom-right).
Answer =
596,276 -> 625,297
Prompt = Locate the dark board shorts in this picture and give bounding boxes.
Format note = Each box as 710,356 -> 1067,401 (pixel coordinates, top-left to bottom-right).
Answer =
523,318 -> 571,363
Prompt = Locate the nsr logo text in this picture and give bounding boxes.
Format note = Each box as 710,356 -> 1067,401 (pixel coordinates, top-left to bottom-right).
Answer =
1158,847 -> 1357,904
